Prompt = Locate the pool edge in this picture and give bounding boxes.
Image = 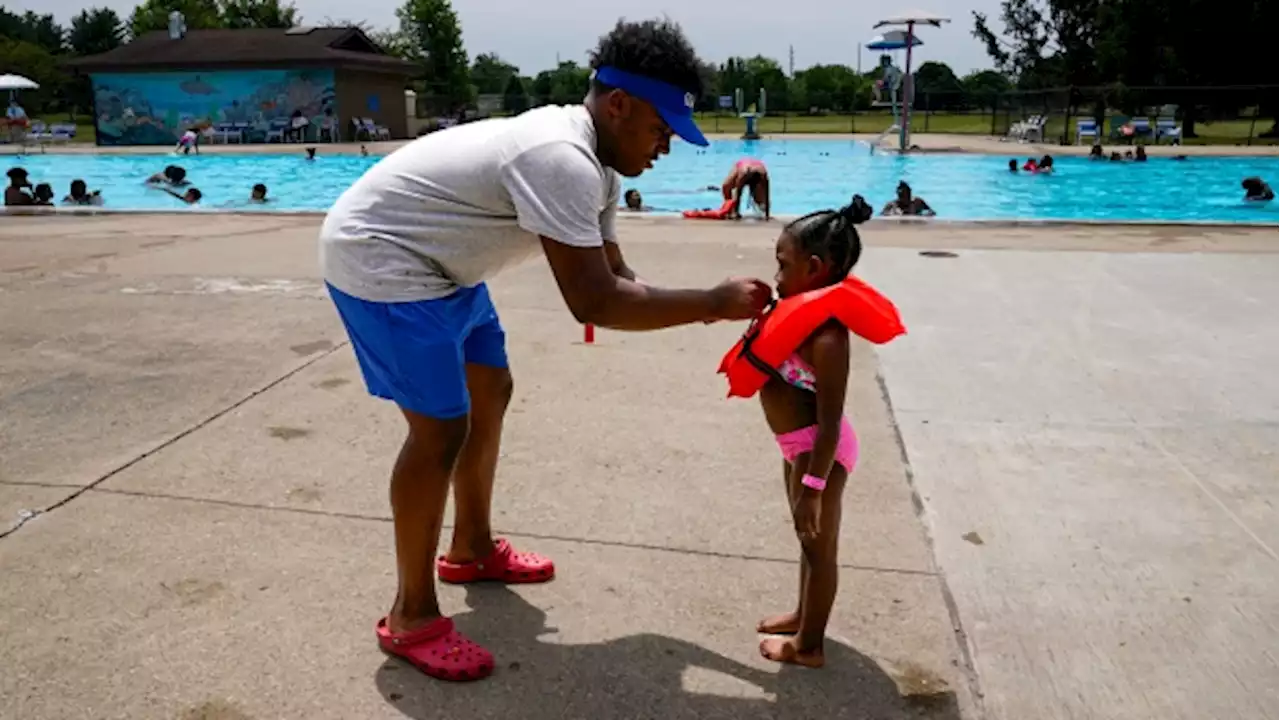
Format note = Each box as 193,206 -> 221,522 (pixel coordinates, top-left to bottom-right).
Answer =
3,206 -> 1277,229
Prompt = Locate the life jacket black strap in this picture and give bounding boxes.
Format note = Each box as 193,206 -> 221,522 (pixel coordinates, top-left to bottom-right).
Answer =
737,299 -> 788,386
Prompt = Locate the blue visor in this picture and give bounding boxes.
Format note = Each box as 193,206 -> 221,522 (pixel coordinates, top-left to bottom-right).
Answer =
592,66 -> 708,147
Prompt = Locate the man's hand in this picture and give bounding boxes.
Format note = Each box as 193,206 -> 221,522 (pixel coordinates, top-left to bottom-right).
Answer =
793,489 -> 821,542
709,277 -> 772,321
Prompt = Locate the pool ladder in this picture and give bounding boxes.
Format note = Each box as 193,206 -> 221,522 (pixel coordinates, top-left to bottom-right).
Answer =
872,124 -> 900,154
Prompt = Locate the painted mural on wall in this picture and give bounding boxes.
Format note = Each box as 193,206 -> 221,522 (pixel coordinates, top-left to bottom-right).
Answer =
91,69 -> 335,145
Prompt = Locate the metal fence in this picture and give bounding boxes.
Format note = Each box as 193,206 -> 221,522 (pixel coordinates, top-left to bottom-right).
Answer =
416,84 -> 1277,145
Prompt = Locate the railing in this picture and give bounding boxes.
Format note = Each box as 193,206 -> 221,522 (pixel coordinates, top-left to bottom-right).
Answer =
429,85 -> 1276,146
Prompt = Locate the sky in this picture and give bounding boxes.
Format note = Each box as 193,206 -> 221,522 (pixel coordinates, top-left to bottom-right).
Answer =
20,0 -> 1001,77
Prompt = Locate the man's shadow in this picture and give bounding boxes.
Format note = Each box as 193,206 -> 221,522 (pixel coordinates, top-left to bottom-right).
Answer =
375,585 -> 961,719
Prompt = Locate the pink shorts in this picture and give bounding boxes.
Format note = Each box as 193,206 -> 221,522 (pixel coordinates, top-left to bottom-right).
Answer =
775,417 -> 859,473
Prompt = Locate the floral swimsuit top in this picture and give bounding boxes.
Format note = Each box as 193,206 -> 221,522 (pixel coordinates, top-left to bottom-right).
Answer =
777,353 -> 817,392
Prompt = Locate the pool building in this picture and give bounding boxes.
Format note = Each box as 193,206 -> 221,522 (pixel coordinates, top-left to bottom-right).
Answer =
67,24 -> 417,146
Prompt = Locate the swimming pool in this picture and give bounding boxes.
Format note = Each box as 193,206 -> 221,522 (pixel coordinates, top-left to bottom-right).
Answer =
6,139 -> 1278,224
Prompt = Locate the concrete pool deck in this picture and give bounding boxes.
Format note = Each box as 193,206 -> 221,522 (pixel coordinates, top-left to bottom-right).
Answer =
1,216 -> 1276,720
3,132 -> 1277,157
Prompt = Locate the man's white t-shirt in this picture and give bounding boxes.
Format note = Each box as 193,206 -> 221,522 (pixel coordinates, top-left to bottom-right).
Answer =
320,105 -> 621,303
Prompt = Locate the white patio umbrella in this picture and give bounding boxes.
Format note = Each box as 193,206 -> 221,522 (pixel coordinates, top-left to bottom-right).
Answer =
873,10 -> 950,28
0,74 -> 39,91
873,11 -> 951,151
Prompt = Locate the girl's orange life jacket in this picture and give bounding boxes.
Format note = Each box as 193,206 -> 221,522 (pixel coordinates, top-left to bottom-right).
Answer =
717,276 -> 906,398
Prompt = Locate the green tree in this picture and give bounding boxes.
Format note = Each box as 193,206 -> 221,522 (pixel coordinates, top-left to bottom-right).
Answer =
395,0 -> 471,110
219,0 -> 298,29
718,55 -> 789,111
0,9 -> 65,54
971,0 -> 1101,88
470,52 -> 517,95
961,69 -> 1011,108
532,61 -> 589,105
913,61 -> 964,109
501,73 -> 528,113
67,8 -> 125,56
129,0 -> 222,37
793,64 -> 862,112
0,39 -> 64,111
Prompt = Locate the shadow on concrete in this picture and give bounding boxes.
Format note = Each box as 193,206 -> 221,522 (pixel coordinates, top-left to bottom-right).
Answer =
375,585 -> 960,720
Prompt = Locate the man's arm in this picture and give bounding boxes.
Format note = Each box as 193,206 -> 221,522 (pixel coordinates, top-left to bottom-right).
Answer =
599,176 -> 637,281
541,238 -> 744,330
506,143 -> 767,330
603,240 -> 637,281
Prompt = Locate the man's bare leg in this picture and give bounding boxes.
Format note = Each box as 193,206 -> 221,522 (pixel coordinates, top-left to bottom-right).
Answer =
386,409 -> 469,634
444,363 -> 513,563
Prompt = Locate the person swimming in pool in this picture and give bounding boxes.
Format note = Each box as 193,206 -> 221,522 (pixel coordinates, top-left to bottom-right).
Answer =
146,165 -> 189,187
250,183 -> 271,203
63,179 -> 103,206
5,167 -> 34,206
881,181 -> 934,217
721,158 -> 770,220
622,188 -> 652,212
158,186 -> 202,204
32,183 -> 55,206
1242,177 -> 1275,202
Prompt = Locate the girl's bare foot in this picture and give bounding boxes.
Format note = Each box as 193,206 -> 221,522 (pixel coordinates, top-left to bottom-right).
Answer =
756,611 -> 801,635
759,636 -> 825,668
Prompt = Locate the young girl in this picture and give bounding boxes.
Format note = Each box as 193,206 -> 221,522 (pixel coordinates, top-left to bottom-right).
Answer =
753,194 -> 874,668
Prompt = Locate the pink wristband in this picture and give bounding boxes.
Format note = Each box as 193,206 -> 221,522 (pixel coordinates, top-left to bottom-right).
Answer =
801,473 -> 827,491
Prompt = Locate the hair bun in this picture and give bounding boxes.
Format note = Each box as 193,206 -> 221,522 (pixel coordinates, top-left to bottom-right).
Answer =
839,194 -> 872,225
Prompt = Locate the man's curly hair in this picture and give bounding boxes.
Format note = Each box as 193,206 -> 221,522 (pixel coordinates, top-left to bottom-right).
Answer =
588,18 -> 704,96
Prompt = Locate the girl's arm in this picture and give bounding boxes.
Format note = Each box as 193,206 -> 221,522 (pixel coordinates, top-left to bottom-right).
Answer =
804,322 -> 852,482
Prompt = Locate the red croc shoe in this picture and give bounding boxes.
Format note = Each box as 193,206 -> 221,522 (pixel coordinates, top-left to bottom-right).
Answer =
376,616 -> 494,682
437,537 -> 555,584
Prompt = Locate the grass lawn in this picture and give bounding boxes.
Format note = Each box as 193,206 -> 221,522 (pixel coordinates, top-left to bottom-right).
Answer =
33,113 -> 96,144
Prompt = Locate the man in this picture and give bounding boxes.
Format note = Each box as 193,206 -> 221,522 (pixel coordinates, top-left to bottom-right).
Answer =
5,99 -> 27,144
720,158 -> 770,220
881,181 -> 935,217
5,167 -> 34,206
319,18 -> 771,682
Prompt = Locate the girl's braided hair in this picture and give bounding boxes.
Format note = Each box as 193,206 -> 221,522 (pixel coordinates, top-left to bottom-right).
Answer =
784,194 -> 873,282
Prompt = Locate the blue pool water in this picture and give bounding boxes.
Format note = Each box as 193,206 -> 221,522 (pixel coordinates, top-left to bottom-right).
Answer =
6,139 -> 1278,223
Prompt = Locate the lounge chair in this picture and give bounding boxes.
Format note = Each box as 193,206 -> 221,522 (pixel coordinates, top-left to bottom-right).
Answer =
48,124 -> 76,145
359,117 -> 391,140
1075,118 -> 1099,145
1005,114 -> 1041,141
1155,117 -> 1182,145
1130,117 -> 1153,142
23,120 -> 51,151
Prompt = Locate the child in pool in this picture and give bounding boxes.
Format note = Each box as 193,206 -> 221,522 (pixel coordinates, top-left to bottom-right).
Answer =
754,194 -> 874,668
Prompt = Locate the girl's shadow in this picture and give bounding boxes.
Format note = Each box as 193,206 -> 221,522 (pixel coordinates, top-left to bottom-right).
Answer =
375,585 -> 961,719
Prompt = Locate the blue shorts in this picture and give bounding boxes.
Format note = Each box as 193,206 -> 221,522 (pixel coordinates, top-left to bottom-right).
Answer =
326,282 -> 508,419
